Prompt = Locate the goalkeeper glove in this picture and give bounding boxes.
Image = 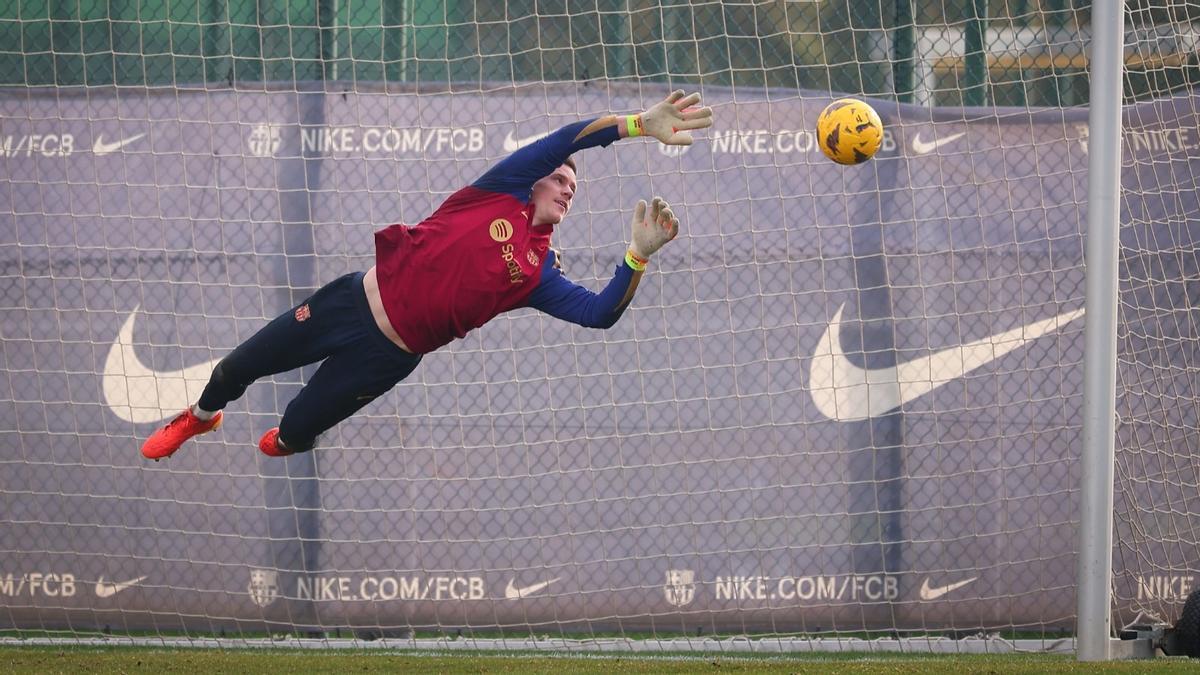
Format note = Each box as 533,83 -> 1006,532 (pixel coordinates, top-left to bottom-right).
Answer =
637,90 -> 714,146
629,197 -> 680,265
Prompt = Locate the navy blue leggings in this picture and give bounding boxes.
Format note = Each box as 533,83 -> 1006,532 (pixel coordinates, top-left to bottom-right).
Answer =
197,272 -> 421,451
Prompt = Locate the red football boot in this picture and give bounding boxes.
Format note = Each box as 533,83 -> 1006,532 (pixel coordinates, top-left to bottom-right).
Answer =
141,409 -> 223,461
258,428 -> 294,457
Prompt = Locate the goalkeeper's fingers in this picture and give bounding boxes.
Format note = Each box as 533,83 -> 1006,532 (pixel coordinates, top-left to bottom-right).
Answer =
664,131 -> 694,146
678,106 -> 713,124
658,205 -> 674,228
658,203 -> 678,239
672,91 -> 702,111
673,115 -> 712,132
649,196 -> 663,222
656,205 -> 680,247
658,104 -> 711,145
633,199 -> 647,225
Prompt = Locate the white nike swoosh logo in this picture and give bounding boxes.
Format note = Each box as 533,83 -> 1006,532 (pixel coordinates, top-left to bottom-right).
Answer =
504,577 -> 559,599
92,133 -> 146,155
95,575 -> 148,598
919,576 -> 977,600
502,130 -> 552,153
102,307 -> 220,424
808,304 -> 1085,421
911,131 -> 965,155
658,143 -> 691,157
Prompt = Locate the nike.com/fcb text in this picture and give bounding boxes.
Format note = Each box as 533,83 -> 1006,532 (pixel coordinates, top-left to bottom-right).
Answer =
246,125 -> 485,157
0,572 -> 76,597
715,574 -> 900,602
296,575 -> 486,601
0,134 -> 74,157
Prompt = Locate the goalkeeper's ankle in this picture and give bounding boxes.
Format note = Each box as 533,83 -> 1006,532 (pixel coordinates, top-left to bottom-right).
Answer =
191,405 -> 219,421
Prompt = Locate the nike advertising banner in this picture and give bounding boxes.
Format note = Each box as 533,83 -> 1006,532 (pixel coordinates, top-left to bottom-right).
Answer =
1,83 -> 1197,634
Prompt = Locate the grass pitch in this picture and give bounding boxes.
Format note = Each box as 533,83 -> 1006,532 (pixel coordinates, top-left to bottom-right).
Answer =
2,647 -> 1198,674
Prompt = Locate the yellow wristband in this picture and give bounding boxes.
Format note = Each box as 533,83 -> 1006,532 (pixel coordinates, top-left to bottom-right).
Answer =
625,114 -> 643,138
625,249 -> 648,272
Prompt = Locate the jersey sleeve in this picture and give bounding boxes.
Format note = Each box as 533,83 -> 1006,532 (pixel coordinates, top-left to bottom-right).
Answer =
473,117 -> 622,201
524,250 -> 637,329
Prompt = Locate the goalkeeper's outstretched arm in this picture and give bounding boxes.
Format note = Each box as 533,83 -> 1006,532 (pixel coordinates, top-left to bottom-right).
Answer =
525,197 -> 680,328
473,90 -> 713,200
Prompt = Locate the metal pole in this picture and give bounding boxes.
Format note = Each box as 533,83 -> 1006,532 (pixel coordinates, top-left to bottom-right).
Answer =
383,0 -> 405,83
318,0 -> 336,82
962,0 -> 988,106
1076,0 -> 1125,661
892,0 -> 915,103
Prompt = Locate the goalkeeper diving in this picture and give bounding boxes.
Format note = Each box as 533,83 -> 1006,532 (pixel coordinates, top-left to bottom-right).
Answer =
141,90 -> 714,459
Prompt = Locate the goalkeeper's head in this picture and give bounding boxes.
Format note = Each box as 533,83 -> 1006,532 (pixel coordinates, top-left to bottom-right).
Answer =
530,156 -> 577,226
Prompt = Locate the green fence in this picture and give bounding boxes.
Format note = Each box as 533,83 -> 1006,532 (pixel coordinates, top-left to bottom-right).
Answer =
1,0 -> 1196,105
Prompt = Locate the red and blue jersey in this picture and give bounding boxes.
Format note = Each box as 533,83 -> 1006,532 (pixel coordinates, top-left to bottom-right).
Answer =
374,118 -> 638,354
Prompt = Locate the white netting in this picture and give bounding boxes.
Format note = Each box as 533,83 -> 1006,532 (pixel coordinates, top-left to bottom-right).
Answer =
1110,0 -> 1200,629
0,0 -> 1197,649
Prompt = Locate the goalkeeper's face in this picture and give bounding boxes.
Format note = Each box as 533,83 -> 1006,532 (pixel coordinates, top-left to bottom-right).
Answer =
530,164 -> 577,226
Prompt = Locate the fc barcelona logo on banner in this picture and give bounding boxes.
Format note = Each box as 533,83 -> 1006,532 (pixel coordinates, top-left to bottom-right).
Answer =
248,569 -> 279,608
664,569 -> 695,607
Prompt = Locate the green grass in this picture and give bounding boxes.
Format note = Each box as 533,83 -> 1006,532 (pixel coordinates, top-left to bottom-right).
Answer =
1,647 -> 1198,674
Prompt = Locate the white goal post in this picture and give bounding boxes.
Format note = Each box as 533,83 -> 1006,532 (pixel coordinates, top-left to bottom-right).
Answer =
1077,0 -> 1123,661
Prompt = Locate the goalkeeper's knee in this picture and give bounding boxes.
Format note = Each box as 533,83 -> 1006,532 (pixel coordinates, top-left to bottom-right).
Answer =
197,358 -> 250,410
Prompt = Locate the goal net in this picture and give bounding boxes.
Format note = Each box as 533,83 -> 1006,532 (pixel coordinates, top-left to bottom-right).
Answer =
0,0 -> 1197,649
1111,6 -> 1200,631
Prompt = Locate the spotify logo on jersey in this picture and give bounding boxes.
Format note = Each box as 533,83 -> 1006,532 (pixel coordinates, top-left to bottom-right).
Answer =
490,218 -> 513,242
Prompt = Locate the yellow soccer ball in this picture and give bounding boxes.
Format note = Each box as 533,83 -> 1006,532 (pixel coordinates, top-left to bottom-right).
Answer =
816,98 -> 883,165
